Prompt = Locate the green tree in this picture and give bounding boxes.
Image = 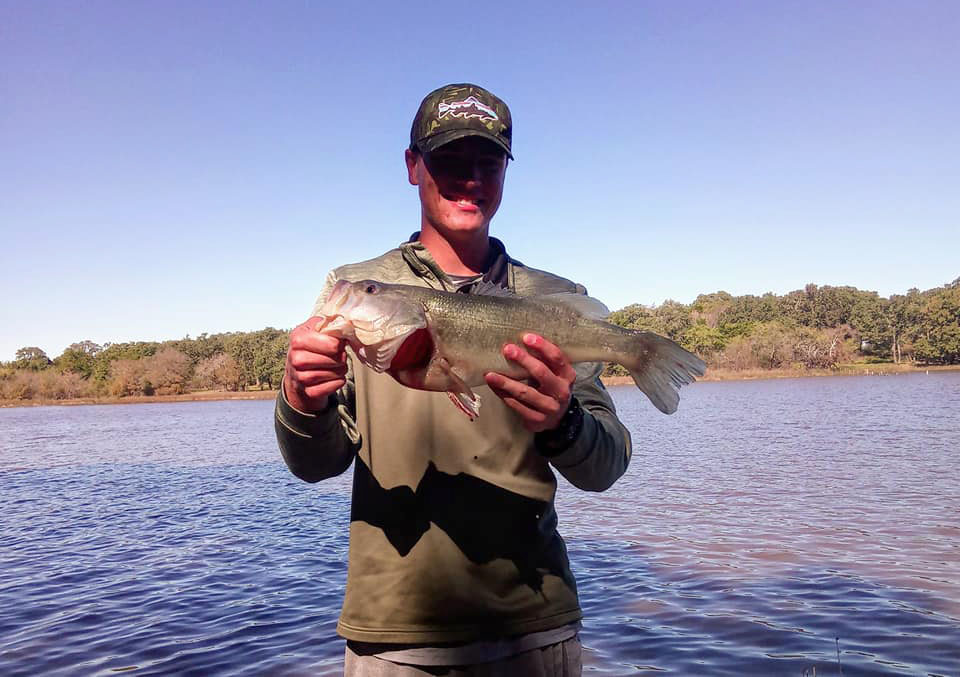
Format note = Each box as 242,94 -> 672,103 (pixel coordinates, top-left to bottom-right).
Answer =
914,285 -> 960,363
719,293 -> 780,326
92,342 -> 159,382
690,291 -> 733,328
849,292 -> 888,356
253,333 -> 289,390
749,322 -> 794,369
653,300 -> 692,341
683,323 -> 727,356
55,341 -> 102,378
608,303 -> 659,331
166,333 -> 226,367
886,290 -> 924,363
14,347 -> 51,371
224,328 -> 286,389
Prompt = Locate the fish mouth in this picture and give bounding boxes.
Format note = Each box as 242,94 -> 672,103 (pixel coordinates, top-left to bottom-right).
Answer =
316,280 -> 406,341
323,279 -> 352,314
315,279 -> 356,333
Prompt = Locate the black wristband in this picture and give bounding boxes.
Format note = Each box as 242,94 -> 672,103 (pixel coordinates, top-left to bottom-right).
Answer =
535,396 -> 584,457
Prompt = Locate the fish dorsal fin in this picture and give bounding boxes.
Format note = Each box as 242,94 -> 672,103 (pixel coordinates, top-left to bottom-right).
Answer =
470,281 -> 515,298
533,292 -> 610,320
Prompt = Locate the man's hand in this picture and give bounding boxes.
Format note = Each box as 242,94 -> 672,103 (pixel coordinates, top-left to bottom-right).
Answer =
484,333 -> 577,432
283,317 -> 348,413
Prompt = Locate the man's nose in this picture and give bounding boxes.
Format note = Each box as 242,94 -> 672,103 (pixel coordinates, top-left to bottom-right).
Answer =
463,161 -> 486,184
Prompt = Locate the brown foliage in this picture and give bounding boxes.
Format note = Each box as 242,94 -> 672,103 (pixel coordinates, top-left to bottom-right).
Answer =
194,353 -> 242,391
143,348 -> 192,395
1,371 -> 37,399
0,370 -> 95,400
711,323 -> 855,371
109,359 -> 147,396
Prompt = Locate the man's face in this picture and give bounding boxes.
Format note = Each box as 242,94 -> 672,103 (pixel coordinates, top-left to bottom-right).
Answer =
406,136 -> 508,239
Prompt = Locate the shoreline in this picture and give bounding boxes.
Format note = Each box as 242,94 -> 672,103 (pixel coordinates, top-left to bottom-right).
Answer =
602,363 -> 960,386
3,364 -> 958,409
0,389 -> 278,409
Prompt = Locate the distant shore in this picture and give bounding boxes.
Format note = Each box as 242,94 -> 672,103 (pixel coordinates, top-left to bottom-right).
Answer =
603,362 -> 960,386
3,364 -> 958,409
0,389 -> 278,409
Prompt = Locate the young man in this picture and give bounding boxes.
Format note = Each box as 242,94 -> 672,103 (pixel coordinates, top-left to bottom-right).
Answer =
276,83 -> 632,676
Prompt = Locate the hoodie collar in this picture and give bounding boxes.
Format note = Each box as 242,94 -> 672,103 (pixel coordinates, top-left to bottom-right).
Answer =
400,232 -> 518,292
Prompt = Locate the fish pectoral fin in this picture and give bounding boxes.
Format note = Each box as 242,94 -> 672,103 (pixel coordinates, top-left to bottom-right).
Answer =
435,357 -> 481,420
447,390 -> 481,420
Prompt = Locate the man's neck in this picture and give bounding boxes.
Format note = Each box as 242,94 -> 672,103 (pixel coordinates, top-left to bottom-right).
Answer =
418,225 -> 491,276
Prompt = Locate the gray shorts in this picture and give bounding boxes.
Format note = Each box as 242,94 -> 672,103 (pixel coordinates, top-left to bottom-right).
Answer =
344,634 -> 582,676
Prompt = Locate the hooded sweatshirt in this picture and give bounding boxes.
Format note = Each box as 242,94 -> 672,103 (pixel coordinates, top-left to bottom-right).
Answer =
275,237 -> 632,644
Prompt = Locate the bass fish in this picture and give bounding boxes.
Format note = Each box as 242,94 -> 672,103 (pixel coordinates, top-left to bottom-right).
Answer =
316,279 -> 705,419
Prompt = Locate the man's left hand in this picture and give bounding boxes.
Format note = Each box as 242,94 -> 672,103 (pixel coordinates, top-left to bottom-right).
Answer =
485,333 -> 577,432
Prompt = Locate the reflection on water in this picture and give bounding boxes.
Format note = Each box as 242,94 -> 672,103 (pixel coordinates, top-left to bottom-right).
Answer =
1,373 -> 959,675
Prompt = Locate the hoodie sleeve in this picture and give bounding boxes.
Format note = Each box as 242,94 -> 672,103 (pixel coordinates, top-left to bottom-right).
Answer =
537,360 -> 632,492
274,272 -> 362,482
274,379 -> 361,482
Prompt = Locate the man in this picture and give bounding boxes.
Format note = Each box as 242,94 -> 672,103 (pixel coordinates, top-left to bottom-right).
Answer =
275,83 -> 632,676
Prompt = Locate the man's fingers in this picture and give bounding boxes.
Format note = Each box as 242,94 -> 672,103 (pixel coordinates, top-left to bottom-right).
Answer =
302,379 -> 346,400
485,372 -> 566,430
291,324 -> 345,356
502,340 -> 574,401
293,368 -> 348,386
287,316 -> 348,373
289,350 -> 347,372
486,374 -> 552,409
282,315 -> 351,413
485,378 -> 550,429
522,334 -> 577,384
490,337 -> 576,432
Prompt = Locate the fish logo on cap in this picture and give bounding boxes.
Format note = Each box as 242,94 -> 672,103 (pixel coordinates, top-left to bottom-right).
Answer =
437,96 -> 499,123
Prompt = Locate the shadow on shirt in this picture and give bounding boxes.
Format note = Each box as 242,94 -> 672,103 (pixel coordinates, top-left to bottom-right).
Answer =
350,458 -> 575,594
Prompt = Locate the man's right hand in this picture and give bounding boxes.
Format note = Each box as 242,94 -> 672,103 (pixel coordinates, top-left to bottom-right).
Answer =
283,317 -> 348,413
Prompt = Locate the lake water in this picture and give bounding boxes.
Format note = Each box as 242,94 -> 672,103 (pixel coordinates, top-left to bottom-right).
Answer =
1,372 -> 958,676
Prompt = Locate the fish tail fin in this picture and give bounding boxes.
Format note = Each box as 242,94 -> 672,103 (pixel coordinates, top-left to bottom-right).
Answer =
623,332 -> 706,414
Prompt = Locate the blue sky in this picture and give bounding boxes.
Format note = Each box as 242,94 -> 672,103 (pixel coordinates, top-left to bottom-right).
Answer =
2,1 -> 957,362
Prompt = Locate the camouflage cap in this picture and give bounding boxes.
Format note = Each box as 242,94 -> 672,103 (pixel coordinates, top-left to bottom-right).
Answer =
409,83 -> 513,159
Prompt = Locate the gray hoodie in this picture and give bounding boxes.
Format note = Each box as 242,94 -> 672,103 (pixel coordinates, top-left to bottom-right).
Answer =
275,238 -> 632,644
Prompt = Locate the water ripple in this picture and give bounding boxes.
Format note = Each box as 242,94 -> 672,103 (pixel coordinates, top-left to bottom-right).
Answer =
1,375 -> 959,674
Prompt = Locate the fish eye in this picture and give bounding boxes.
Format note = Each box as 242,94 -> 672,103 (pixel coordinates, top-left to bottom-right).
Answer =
365,283 -> 379,294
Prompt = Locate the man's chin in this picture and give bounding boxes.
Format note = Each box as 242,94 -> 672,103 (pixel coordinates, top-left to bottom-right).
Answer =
432,218 -> 489,236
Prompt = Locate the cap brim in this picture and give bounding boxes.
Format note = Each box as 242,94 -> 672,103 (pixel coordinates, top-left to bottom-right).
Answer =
416,128 -> 513,160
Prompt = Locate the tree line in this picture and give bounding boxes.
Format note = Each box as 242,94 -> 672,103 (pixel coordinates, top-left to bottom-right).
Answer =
1,329 -> 288,401
2,278 -> 958,401
604,278 -> 960,376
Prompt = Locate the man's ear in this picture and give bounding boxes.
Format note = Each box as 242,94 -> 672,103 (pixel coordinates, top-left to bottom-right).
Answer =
405,148 -> 419,186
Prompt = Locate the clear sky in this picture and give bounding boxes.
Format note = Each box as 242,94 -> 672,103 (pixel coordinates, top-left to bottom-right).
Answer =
2,1 -> 958,362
